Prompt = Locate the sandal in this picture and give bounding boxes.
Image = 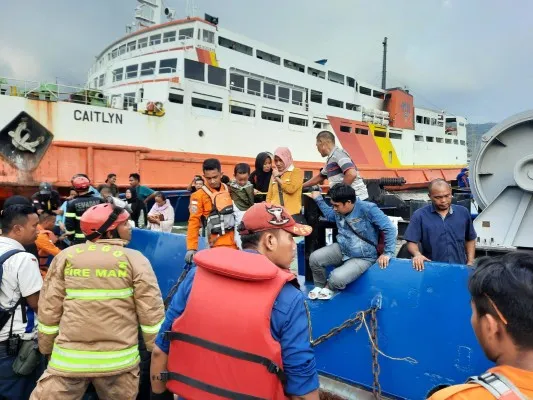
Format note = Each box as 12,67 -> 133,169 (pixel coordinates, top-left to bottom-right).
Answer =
308,287 -> 322,300
318,287 -> 334,300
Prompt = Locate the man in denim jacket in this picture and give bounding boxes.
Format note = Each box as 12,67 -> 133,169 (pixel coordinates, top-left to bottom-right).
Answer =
308,184 -> 397,300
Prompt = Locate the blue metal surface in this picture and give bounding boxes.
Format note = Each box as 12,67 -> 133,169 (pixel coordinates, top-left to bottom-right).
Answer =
128,231 -> 493,399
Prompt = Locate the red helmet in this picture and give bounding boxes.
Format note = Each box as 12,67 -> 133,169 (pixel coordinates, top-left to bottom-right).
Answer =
80,203 -> 130,240
72,176 -> 90,191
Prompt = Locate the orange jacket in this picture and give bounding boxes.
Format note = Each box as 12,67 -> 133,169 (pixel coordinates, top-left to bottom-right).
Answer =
428,365 -> 533,400
36,224 -> 61,278
186,184 -> 236,250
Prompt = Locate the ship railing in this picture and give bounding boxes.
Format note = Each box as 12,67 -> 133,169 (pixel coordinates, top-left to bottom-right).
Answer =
230,85 -> 244,93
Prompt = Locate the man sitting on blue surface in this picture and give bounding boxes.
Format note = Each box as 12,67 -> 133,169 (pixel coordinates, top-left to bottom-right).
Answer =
150,202 -> 319,400
428,252 -> 533,399
456,167 -> 470,189
404,179 -> 476,270
308,183 -> 396,300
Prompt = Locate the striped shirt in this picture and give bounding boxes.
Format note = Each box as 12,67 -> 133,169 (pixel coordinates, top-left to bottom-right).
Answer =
320,146 -> 368,200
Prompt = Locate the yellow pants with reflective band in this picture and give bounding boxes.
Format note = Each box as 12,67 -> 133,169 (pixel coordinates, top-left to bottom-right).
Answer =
29,367 -> 140,400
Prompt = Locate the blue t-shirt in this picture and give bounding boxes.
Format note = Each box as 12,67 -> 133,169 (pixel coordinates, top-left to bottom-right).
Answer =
404,204 -> 476,264
156,262 -> 319,396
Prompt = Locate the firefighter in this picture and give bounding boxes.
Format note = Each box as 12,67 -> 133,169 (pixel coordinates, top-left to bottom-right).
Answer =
64,175 -> 104,245
31,203 -> 165,400
151,203 -> 320,400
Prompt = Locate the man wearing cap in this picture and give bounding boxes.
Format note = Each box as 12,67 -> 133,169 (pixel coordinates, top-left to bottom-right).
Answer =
31,182 -> 62,216
150,203 -> 319,400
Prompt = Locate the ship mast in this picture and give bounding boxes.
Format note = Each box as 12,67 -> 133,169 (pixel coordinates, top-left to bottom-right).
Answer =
381,37 -> 387,90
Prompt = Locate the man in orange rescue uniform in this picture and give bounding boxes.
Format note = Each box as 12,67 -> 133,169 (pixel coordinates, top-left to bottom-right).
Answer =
31,204 -> 165,400
429,252 -> 533,400
151,202 -> 319,400
184,158 -> 237,264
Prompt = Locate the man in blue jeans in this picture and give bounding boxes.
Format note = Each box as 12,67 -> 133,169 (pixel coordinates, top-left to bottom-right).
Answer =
150,203 -> 319,400
308,184 -> 397,300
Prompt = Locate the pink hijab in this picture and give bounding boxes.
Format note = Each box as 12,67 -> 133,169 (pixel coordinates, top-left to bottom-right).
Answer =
274,147 -> 294,175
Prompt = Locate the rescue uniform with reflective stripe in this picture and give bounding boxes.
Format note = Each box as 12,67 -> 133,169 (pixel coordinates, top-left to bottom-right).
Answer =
36,239 -> 165,378
64,193 -> 105,245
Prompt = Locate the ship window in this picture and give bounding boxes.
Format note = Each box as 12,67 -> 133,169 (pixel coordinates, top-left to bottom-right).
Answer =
328,71 -> 344,85
310,90 -> 322,104
347,77 -> 355,87
150,34 -> 161,46
415,135 -> 424,142
184,59 -> 205,81
218,36 -> 253,56
138,37 -> 148,48
111,48 -> 118,59
112,68 -> 123,82
119,44 -> 126,55
127,41 -> 136,51
446,117 -> 457,123
230,73 -> 244,92
453,139 -> 459,144
179,28 -> 194,40
256,50 -> 280,65
93,78 -> 97,88
163,31 -> 177,43
99,74 -> 105,87
292,90 -> 303,106
390,132 -> 402,140
327,98 -> 343,108
424,117 -> 430,124
430,118 -> 437,126
192,97 -> 222,111
355,128 -> 369,135
263,83 -> 276,100
460,140 -> 466,146
262,111 -> 283,122
278,87 -> 290,103
313,120 -> 327,129
374,130 -> 387,138
230,105 -> 255,117
124,93 -> 136,110
289,116 -> 308,127
416,115 -> 423,123
203,30 -> 215,44
307,66 -> 325,79
140,61 -> 156,76
360,86 -> 372,96
247,78 -> 261,96
373,90 -> 384,99
168,93 -> 184,104
160,58 -> 177,74
459,122 -> 465,127
436,137 -> 444,143
284,59 -> 305,73
340,126 -> 351,133
346,103 -> 361,111
126,64 -> 138,79
437,121 -> 444,127
208,65 -> 226,87
445,139 -> 452,144
426,136 -> 434,142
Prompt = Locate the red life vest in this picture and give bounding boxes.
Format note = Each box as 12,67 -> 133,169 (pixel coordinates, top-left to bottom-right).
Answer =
166,247 -> 295,400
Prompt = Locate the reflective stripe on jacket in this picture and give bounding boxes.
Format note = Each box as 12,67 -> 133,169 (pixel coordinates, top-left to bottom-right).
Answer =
37,239 -> 165,377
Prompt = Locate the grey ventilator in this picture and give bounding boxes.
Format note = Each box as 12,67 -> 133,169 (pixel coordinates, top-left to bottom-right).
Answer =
471,110 -> 533,251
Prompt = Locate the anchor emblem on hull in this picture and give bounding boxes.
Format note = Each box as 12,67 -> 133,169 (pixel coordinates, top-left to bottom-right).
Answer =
8,117 -> 44,153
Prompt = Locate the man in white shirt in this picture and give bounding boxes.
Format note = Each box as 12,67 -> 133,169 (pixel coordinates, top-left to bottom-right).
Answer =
0,203 -> 43,398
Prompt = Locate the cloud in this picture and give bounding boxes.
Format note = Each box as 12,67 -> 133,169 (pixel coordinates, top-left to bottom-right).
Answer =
0,45 -> 41,81
442,0 -> 452,8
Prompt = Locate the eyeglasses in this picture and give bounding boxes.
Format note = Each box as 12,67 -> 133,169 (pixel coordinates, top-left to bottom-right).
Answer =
484,293 -> 508,325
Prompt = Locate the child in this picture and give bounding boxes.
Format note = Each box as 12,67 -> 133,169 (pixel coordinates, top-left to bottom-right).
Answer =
229,163 -> 254,249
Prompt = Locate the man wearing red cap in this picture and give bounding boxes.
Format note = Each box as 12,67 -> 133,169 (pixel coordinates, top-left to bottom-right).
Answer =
32,204 -> 165,399
150,203 -> 319,400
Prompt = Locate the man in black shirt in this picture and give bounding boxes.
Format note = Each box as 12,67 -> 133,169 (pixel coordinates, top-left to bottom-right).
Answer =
31,182 -> 62,216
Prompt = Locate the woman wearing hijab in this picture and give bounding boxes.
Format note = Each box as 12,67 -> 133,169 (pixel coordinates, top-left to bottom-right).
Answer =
125,188 -> 147,228
249,152 -> 273,203
266,147 -> 304,218
147,191 -> 175,233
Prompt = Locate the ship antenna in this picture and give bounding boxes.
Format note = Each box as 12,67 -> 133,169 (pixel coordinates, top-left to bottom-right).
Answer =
381,37 -> 387,90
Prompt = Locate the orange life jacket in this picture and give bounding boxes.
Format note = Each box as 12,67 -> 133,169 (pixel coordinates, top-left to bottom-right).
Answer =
165,247 -> 295,400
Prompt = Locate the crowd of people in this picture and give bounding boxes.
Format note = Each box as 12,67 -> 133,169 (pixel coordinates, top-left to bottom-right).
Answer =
0,130 -> 531,399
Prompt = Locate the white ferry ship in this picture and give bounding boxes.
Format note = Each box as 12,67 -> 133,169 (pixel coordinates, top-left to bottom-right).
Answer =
0,0 -> 467,198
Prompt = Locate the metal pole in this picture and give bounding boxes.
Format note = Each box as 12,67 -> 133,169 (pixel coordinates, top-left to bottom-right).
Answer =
381,37 -> 387,90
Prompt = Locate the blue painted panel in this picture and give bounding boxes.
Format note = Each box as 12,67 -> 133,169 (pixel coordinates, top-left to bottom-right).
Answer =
306,259 -> 493,399
126,229 -> 205,299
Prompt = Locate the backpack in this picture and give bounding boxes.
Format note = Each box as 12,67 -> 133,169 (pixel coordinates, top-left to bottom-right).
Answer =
201,184 -> 236,236
0,249 -> 24,332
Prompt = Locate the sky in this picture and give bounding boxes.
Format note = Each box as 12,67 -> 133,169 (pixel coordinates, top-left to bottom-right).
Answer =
1,0 -> 532,123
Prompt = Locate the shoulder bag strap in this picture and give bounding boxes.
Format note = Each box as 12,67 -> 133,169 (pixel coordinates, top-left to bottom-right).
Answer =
345,220 -> 378,251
